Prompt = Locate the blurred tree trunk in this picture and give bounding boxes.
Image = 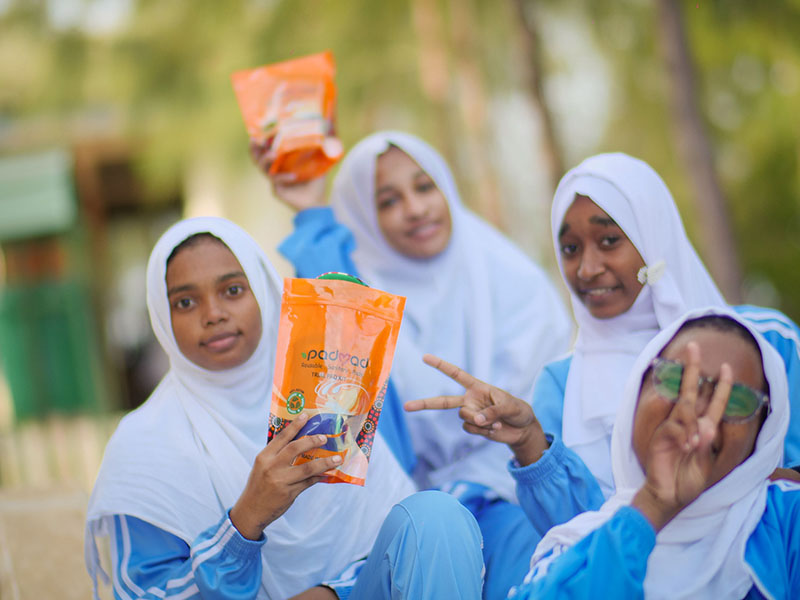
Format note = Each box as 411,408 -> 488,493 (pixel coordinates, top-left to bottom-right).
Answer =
411,0 -> 457,163
656,0 -> 742,301
448,0 -> 505,227
510,0 -> 565,194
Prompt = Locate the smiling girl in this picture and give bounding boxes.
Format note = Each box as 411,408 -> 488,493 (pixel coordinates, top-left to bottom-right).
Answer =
253,130 -> 572,600
255,132 -> 572,486
84,217 -> 483,600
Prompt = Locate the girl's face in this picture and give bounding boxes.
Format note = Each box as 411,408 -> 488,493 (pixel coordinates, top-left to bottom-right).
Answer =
166,237 -> 262,371
558,195 -> 645,319
633,327 -> 766,489
374,146 -> 452,259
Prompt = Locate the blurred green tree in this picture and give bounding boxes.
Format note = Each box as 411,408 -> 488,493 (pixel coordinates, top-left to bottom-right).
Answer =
1,0 -> 799,320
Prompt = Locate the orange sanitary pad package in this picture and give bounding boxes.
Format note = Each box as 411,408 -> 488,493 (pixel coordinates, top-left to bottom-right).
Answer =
231,50 -> 343,181
268,276 -> 405,485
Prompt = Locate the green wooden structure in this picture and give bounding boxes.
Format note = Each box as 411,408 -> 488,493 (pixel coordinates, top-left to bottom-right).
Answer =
0,150 -> 103,420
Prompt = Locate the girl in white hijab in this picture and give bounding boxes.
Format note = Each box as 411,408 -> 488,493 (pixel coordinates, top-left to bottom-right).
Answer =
513,308 -> 800,599
544,153 -> 800,493
256,131 -> 572,600
261,131 -> 572,492
84,217 -> 482,600
411,152 -> 800,536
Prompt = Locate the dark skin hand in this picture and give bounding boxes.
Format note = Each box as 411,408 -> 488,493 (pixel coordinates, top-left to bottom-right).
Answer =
769,467 -> 800,483
229,412 -> 342,540
249,139 -> 328,212
404,353 -> 550,466
288,586 -> 338,600
631,342 -> 734,532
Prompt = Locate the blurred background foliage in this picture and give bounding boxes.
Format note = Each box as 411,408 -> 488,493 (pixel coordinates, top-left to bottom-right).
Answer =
1,0 -> 800,420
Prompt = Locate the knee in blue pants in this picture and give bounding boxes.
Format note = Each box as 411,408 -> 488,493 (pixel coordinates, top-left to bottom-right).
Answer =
350,491 -> 484,600
476,500 -> 540,600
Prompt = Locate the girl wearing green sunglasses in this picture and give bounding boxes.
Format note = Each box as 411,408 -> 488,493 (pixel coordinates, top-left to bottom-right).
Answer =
518,310 -> 799,599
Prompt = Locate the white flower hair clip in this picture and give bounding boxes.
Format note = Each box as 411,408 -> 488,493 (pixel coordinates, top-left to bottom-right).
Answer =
637,260 -> 666,285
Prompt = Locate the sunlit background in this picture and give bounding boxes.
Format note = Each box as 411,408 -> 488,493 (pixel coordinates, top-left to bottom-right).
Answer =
1,0 -> 799,597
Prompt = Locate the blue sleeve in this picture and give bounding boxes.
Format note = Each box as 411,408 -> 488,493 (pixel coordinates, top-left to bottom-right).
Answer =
278,207 -> 360,279
531,357 -> 571,436
510,435 -> 605,534
743,483 -> 800,599
735,305 -> 800,466
376,380 -> 416,475
513,356 -> 603,533
109,512 -> 264,600
508,506 -> 655,600
777,485 -> 800,594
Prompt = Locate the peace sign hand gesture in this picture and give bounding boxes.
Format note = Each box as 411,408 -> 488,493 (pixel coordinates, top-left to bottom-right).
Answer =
633,341 -> 734,532
404,354 -> 550,465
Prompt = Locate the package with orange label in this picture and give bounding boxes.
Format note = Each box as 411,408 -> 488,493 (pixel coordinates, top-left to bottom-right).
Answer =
230,50 -> 343,181
268,274 -> 405,485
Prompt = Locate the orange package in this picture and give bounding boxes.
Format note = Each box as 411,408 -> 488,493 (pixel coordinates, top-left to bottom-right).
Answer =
268,275 -> 405,485
230,50 -> 343,181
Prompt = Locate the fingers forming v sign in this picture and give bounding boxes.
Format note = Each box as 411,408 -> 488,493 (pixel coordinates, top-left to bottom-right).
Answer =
249,139 -> 275,174
404,354 -> 538,448
645,342 -> 734,518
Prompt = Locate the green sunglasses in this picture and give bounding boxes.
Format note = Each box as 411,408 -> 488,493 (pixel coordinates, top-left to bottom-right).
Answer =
649,357 -> 770,423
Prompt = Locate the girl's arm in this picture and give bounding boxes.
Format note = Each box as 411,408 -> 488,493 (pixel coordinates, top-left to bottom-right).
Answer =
512,363 -> 605,532
251,141 -> 361,280
510,435 -> 604,534
109,513 -> 263,600
406,355 -> 605,530
230,413 -> 341,540
278,207 -> 360,280
736,305 -> 800,467
509,506 -> 653,600
108,416 -> 343,599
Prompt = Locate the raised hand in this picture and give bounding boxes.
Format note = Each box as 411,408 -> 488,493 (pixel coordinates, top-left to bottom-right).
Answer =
249,139 -> 328,212
404,354 -> 549,465
230,413 -> 342,540
249,138 -> 276,175
633,342 -> 733,531
769,467 -> 800,483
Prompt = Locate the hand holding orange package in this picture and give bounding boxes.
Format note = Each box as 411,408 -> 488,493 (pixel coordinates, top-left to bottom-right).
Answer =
231,50 -> 343,181
268,275 -> 405,486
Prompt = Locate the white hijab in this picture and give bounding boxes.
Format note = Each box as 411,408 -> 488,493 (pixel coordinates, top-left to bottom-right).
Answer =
330,131 -> 572,498
85,217 -> 415,599
551,153 -> 726,495
531,307 -> 788,599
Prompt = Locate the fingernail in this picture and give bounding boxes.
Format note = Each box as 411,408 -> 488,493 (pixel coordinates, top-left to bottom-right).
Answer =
692,433 -> 700,446
475,414 -> 486,425
317,435 -> 327,443
332,455 -> 342,464
298,413 -> 309,422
